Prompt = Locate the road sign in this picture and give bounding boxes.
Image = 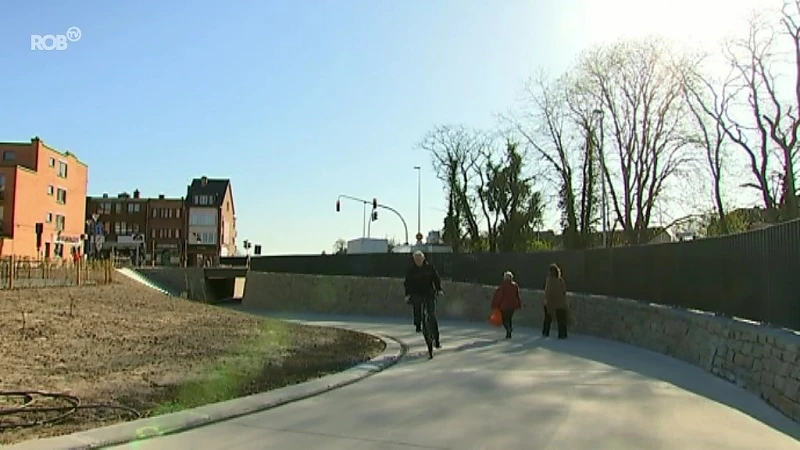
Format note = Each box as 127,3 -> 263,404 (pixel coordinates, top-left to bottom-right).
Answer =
94,223 -> 104,235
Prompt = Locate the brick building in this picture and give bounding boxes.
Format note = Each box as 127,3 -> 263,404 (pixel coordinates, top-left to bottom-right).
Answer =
86,190 -> 186,265
147,194 -> 186,265
0,136 -> 88,259
85,190 -> 148,262
186,176 -> 237,266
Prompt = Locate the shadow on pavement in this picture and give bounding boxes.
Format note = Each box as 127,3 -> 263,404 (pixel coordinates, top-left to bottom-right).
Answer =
528,335 -> 800,441
230,308 -> 800,442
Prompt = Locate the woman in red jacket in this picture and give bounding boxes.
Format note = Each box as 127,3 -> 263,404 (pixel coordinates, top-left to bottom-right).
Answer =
491,271 -> 522,339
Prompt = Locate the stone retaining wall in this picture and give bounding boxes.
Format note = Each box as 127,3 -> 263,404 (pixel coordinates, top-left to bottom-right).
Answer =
242,271 -> 800,422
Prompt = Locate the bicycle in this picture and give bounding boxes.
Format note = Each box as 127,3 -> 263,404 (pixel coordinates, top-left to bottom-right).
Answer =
420,291 -> 442,360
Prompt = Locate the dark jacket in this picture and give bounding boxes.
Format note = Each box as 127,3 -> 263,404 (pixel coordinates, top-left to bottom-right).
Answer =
491,280 -> 522,311
404,261 -> 442,297
544,275 -> 568,310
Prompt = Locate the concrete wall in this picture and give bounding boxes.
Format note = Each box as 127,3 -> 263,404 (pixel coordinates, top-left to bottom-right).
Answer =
134,268 -> 245,303
242,271 -> 800,423
135,267 -> 208,301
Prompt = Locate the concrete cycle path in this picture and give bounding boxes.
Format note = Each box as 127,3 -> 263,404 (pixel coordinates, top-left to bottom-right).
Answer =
110,313 -> 800,450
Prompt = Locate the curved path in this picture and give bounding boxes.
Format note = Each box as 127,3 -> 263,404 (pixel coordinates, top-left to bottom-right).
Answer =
112,314 -> 800,450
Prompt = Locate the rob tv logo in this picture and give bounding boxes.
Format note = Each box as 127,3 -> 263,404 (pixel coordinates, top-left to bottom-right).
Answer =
30,27 -> 82,51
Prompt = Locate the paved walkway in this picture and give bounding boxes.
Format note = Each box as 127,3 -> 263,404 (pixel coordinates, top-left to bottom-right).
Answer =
110,314 -> 800,450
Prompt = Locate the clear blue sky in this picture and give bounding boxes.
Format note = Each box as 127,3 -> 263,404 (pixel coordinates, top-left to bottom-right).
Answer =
0,0 -> 755,255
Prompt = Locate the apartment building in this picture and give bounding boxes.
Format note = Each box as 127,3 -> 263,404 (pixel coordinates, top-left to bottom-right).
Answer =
148,195 -> 186,265
86,190 -> 186,265
186,176 -> 236,266
85,190 -> 148,261
0,136 -> 88,258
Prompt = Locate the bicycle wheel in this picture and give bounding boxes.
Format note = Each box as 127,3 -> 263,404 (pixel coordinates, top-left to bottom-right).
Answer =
421,306 -> 433,359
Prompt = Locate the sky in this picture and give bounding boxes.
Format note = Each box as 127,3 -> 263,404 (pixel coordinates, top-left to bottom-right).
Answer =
0,0 -> 766,255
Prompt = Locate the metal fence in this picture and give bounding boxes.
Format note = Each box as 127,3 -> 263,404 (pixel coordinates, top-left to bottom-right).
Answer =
0,257 -> 116,290
223,219 -> 800,329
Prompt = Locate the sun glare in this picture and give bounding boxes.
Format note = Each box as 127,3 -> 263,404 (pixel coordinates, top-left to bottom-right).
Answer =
568,0 -> 773,49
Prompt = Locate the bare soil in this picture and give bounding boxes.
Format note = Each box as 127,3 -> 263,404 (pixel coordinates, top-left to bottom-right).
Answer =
0,277 -> 385,444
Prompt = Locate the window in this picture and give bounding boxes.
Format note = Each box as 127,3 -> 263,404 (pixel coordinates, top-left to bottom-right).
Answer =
175,229 -> 181,239
189,209 -> 217,226
56,188 -> 67,204
195,232 -> 216,245
49,157 -> 55,167
45,212 -> 53,223
114,203 -> 122,214
55,214 -> 65,231
47,185 -> 54,196
3,151 -> 15,161
0,174 -> 5,200
175,208 -> 181,218
152,208 -> 158,218
151,228 -> 156,238
132,223 -> 140,233
58,161 -> 68,178
127,203 -> 140,213
104,222 -> 111,233
115,221 -> 127,235
195,195 -> 212,206
100,203 -> 111,214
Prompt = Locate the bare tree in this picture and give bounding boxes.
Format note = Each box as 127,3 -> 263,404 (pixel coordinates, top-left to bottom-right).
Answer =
680,57 -> 739,233
332,238 -> 347,255
719,3 -> 800,221
418,125 -> 492,250
573,38 -> 692,245
507,73 -> 599,249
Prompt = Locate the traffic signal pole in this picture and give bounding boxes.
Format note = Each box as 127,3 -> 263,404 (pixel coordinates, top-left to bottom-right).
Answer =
335,194 -> 409,244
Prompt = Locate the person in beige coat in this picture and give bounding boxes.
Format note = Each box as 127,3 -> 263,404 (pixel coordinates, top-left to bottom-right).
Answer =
542,263 -> 569,339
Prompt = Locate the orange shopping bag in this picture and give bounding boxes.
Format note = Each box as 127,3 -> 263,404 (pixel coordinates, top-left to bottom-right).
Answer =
489,308 -> 502,327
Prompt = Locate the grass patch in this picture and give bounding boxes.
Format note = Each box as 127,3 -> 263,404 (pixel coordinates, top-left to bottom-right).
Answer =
0,277 -> 385,444
150,319 -> 293,415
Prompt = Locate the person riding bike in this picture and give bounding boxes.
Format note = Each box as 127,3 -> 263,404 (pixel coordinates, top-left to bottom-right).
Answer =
404,250 -> 443,356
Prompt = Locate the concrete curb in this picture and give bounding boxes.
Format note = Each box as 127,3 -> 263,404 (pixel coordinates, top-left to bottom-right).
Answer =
5,332 -> 406,450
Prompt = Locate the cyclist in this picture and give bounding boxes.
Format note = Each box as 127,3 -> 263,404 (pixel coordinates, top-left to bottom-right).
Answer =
404,250 -> 443,354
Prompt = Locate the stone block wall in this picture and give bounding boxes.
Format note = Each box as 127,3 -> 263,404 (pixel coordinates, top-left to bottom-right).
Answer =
242,271 -> 800,422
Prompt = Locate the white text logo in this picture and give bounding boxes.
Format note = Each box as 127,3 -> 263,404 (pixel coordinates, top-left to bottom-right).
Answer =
31,27 -> 82,51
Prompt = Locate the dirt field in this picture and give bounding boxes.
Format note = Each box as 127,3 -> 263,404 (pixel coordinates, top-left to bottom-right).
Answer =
0,277 -> 386,444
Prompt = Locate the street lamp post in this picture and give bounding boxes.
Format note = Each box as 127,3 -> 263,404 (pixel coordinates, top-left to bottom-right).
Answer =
593,109 -> 608,248
413,166 -> 421,242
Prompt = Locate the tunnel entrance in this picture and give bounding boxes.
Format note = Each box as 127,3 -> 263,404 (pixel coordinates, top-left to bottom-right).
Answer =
205,277 -> 236,302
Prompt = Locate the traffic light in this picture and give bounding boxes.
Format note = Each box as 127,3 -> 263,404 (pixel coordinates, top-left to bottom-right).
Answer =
335,200 -> 341,212
372,198 -> 377,210
372,210 -> 378,221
